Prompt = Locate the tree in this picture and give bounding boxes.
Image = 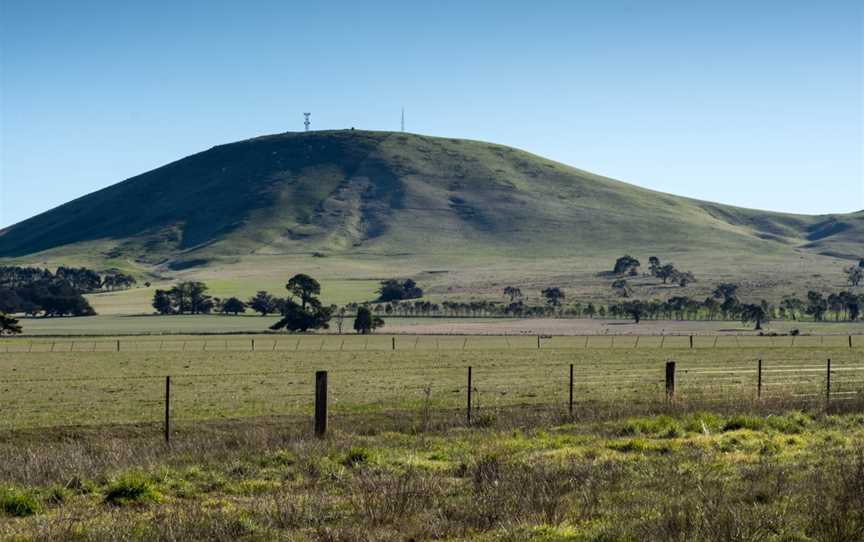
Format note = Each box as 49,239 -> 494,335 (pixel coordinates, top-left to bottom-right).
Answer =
611,279 -> 632,298
541,287 -> 564,307
353,306 -> 384,334
0,313 -> 22,335
656,264 -> 677,284
673,271 -> 695,287
503,286 -> 522,303
805,291 -> 827,321
286,274 -> 321,310
740,301 -> 770,331
270,299 -> 334,332
335,307 -> 347,334
613,255 -> 640,275
377,279 -> 423,302
712,283 -> 739,302
781,297 -> 804,321
702,297 -> 720,320
845,266 -> 863,287
221,297 -> 247,315
152,289 -> 174,314
271,275 -> 333,332
621,300 -> 646,323
248,291 -> 276,316
859,258 -> 864,269
648,256 -> 661,277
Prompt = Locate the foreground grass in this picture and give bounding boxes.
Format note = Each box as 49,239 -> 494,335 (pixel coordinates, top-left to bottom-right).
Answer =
0,409 -> 863,541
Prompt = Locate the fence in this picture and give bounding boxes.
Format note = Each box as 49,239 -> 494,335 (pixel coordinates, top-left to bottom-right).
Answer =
0,333 -> 861,353
2,356 -> 862,438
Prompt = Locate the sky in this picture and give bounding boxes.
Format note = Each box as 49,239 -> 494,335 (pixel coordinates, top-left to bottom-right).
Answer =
1,0 -> 862,227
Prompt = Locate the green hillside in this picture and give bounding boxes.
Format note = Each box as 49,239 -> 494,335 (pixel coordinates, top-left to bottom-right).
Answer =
0,130 -> 861,310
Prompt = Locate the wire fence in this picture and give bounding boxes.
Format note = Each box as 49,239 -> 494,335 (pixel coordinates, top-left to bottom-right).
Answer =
1,356 -> 862,432
0,333 -> 861,353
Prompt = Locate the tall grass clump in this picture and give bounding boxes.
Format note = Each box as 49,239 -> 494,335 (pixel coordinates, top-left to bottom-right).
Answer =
104,471 -> 161,506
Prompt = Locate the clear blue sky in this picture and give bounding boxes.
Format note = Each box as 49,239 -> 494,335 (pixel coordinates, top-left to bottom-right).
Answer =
1,1 -> 862,228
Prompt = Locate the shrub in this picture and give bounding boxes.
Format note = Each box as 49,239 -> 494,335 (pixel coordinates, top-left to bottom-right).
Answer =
722,415 -> 765,432
342,446 -> 372,468
0,487 -> 41,517
104,471 -> 161,506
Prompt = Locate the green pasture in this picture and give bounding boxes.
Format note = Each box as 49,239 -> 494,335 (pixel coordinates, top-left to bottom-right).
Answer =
1,345 -> 860,430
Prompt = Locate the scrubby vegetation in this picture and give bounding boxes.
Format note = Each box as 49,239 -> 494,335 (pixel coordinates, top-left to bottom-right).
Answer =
1,409 -> 863,540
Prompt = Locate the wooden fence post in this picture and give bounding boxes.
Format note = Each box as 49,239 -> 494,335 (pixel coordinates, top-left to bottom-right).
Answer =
392,337 -> 395,350
164,376 -> 171,444
850,335 -> 853,349
537,336 -> 541,349
826,359 -> 831,406
467,366 -> 473,425
757,359 -> 762,400
665,361 -> 676,402
315,371 -> 328,437
568,363 -> 574,415
689,335 -> 694,349
116,339 -> 120,352
251,339 -> 255,351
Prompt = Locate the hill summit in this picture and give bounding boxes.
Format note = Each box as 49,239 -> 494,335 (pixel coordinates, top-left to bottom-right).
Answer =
1,130 -> 861,267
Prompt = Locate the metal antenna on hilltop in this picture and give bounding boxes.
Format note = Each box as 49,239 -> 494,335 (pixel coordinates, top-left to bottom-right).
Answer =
401,107 -> 405,132
303,112 -> 311,132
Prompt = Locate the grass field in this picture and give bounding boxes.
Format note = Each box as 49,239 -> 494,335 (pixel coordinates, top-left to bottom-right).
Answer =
1,339 -> 863,540
1,343 -> 861,431
10,314 -> 864,336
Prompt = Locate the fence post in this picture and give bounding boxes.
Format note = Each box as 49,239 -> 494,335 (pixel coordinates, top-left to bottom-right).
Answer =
568,363 -> 574,415
467,366 -> 473,425
757,359 -> 762,400
826,359 -> 831,406
537,335 -> 541,349
314,371 -> 328,437
850,335 -> 853,349
116,339 -> 120,352
251,339 -> 255,351
164,376 -> 171,444
665,361 -> 676,402
689,335 -> 694,349
392,337 -> 395,350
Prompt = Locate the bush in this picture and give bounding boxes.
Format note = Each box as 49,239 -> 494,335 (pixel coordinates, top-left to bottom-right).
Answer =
104,471 -> 161,506
0,487 -> 41,517
342,446 -> 373,468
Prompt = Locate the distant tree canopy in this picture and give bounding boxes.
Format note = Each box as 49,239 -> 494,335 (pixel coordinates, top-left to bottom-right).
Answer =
0,265 -> 104,317
613,255 -> 641,275
353,306 -> 385,334
0,313 -> 22,335
503,286 -> 522,303
648,256 -> 661,276
377,279 -> 423,302
621,300 -> 647,323
151,282 -> 213,315
221,297 -> 247,315
805,291 -> 828,321
247,291 -> 277,316
286,274 -> 321,310
541,287 -> 565,307
611,279 -> 632,298
0,266 -> 136,294
846,266 -> 863,287
740,301 -> 770,330
270,274 -> 334,332
712,283 -> 739,302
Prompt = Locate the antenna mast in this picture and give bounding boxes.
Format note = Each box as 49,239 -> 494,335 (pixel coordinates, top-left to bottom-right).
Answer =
303,112 -> 311,132
401,107 -> 405,132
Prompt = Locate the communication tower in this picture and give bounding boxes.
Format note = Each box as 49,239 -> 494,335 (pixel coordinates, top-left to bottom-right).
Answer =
303,112 -> 311,132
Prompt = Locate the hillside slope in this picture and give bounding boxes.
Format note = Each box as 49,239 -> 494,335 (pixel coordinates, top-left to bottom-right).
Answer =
1,130 -> 861,268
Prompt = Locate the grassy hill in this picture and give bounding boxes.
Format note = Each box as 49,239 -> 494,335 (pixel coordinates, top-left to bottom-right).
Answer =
1,130 -> 861,311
